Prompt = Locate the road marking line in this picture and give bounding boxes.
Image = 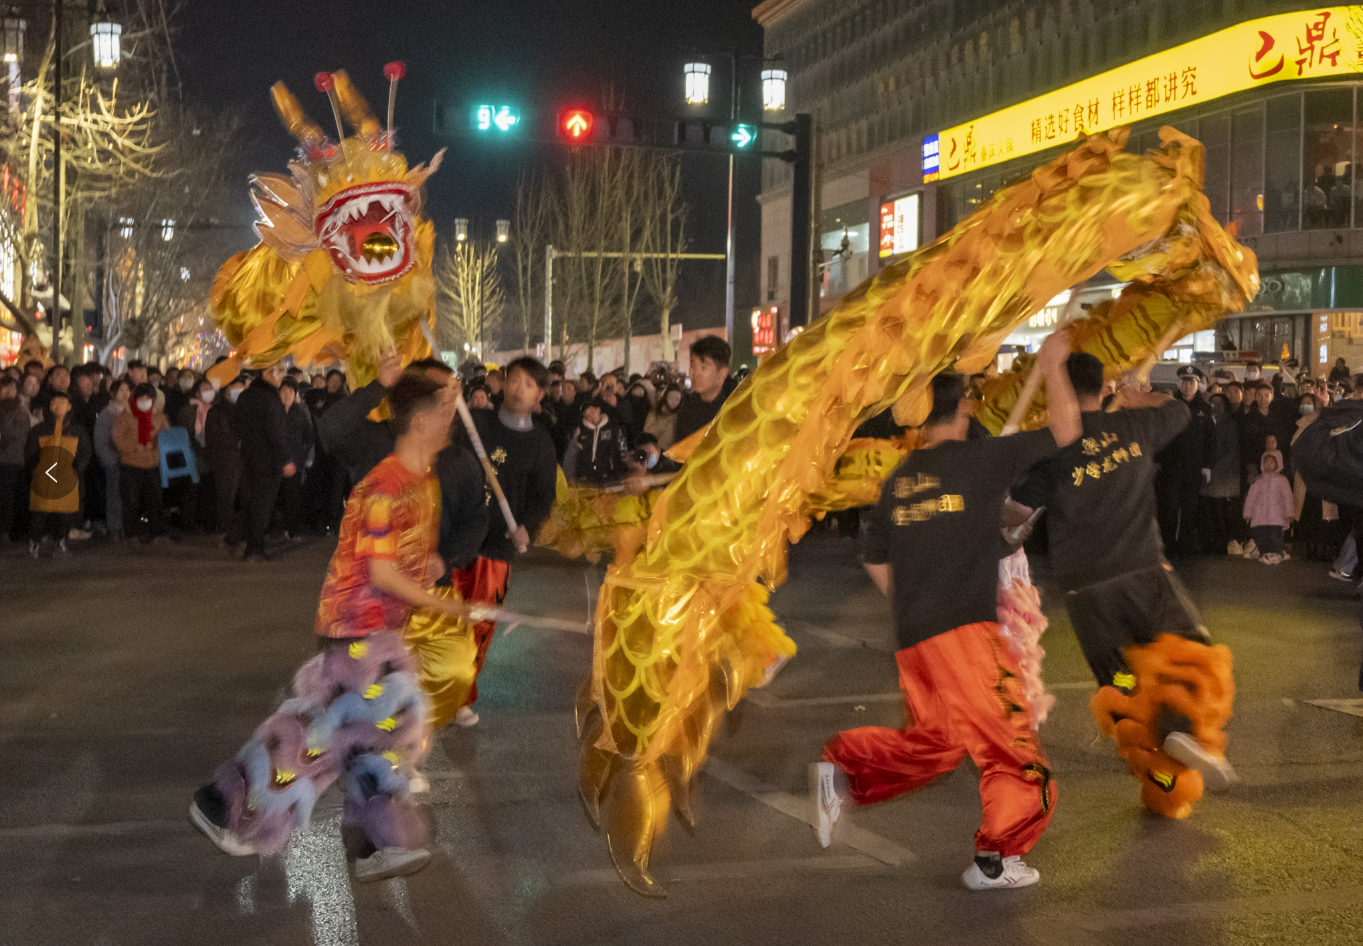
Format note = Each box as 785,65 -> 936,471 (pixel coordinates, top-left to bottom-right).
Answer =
748,680 -> 1094,708
0,819 -> 181,840
1301,697 -> 1363,718
555,854 -> 884,887
703,757 -> 913,866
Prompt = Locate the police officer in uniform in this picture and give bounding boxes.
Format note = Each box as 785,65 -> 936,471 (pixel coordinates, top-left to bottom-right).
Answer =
1155,364 -> 1215,557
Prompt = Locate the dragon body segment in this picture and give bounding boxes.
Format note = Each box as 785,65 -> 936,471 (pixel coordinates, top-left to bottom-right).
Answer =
581,128 -> 1259,896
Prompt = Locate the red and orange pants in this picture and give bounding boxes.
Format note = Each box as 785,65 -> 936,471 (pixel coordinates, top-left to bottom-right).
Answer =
823,621 -> 1056,857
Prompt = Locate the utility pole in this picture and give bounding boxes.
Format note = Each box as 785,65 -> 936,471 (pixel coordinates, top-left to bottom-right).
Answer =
787,113 -> 813,332
51,0 -> 63,362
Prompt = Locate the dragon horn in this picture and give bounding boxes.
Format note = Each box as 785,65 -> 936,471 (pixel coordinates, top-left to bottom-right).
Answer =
383,62 -> 406,153
313,72 -> 347,145
270,82 -> 325,144
332,70 -> 381,139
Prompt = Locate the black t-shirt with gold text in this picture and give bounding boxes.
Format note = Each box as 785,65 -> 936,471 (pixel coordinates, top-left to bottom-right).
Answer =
863,429 -> 1058,650
1012,401 -> 1189,591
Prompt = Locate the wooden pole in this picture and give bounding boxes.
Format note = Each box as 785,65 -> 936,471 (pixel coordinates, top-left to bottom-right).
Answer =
453,392 -> 519,537
1000,292 -> 1081,435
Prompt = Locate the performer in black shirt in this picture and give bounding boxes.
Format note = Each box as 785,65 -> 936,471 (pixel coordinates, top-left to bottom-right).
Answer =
1011,352 -> 1236,820
815,330 -> 1079,892
443,356 -> 558,727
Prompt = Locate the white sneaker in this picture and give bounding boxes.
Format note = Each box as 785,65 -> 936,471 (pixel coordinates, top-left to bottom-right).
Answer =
188,800 -> 255,856
1164,732 -> 1237,792
809,761 -> 842,849
354,846 -> 430,882
1227,540 -> 1243,556
67,527 -> 91,541
962,853 -> 1040,890
761,653 -> 791,686
454,706 -> 479,728
407,773 -> 429,794
1329,569 -> 1354,582
1242,539 -> 1258,559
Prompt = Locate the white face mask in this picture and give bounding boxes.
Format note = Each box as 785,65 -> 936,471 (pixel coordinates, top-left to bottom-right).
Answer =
200,389 -> 215,404
178,376 -> 194,390
1301,404 -> 1315,414
136,398 -> 153,412
228,387 -> 243,403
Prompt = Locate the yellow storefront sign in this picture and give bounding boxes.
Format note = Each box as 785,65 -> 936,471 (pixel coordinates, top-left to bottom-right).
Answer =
923,7 -> 1363,182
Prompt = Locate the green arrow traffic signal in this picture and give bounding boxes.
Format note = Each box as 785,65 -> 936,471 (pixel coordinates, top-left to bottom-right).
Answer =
473,105 -> 521,132
731,124 -> 756,149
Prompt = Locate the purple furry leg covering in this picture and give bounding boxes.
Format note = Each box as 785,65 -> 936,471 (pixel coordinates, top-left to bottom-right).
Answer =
213,761 -> 298,855
343,754 -> 428,851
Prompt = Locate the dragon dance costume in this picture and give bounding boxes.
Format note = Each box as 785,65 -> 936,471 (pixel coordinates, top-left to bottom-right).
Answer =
202,64 -> 1260,892
574,127 -> 1258,896
192,454 -> 438,860
194,65 -> 457,869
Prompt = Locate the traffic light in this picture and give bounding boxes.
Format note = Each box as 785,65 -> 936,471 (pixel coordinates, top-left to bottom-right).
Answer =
730,124 -> 757,149
472,104 -> 520,133
558,107 -> 594,142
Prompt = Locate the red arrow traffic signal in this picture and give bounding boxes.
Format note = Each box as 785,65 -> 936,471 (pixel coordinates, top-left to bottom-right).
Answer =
558,107 -> 594,141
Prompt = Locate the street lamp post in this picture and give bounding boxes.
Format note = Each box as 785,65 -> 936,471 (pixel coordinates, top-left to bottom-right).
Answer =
48,1 -> 119,363
682,54 -> 784,349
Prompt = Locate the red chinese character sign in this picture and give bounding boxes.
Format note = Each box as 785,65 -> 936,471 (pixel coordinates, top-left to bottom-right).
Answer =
751,307 -> 777,354
926,7 -> 1363,182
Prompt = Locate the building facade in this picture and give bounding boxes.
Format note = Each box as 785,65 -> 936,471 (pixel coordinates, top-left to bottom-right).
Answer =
754,0 -> 1363,374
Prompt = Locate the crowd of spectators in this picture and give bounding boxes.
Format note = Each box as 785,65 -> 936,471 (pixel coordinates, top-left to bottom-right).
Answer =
0,333 -> 740,557
1151,357 -> 1363,572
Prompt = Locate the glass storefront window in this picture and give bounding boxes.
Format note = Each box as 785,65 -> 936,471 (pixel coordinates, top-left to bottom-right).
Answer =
936,86 -> 1363,238
1232,106 -> 1265,237
1303,88 -> 1353,230
1202,113 -> 1231,223
819,199 -> 870,299
1265,94 -> 1301,233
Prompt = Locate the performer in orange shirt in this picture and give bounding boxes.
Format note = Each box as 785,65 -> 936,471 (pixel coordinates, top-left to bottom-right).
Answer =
190,373 -> 470,882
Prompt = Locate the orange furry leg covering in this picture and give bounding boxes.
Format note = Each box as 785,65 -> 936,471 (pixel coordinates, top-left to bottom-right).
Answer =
1089,633 -> 1234,819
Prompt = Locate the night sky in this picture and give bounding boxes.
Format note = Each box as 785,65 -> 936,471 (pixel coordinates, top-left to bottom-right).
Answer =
175,0 -> 766,338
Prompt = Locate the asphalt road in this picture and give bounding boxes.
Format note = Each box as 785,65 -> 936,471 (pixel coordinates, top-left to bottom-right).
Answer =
3,530 -> 1363,946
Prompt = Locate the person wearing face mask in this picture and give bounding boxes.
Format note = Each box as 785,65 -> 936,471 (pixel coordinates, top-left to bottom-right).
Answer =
0,375 -> 29,543
624,380 -> 653,442
644,383 -> 684,451
25,390 -> 92,555
94,379 -> 131,537
205,377 -> 245,535
165,366 -> 196,421
113,382 -> 170,542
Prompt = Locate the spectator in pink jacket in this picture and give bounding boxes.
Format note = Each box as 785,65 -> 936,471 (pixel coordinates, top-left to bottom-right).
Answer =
1243,451 -> 1295,565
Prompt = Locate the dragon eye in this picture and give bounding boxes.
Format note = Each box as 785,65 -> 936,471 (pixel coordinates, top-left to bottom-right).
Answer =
362,232 -> 398,262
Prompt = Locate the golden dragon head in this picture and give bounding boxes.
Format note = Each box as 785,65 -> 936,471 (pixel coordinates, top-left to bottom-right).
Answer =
209,63 -> 443,388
